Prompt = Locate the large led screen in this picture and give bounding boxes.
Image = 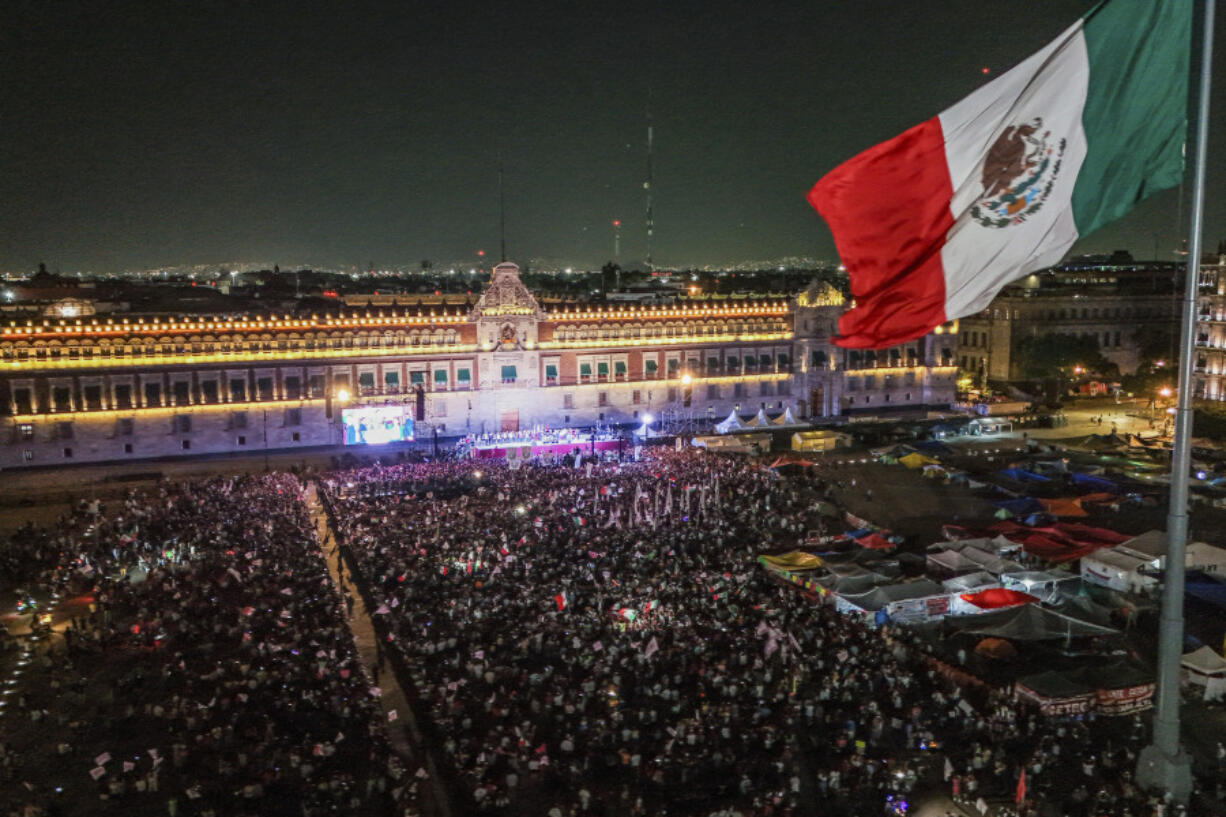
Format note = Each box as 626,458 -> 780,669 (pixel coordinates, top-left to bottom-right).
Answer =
341,406 -> 414,445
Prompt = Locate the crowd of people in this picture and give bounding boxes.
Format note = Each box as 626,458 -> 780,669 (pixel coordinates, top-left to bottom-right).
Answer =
1,475 -> 411,817
320,449 -> 1205,817
1,442 -> 1216,817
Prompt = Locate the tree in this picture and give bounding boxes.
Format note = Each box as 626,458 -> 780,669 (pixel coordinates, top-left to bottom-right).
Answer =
1014,333 -> 1115,382
421,260 -> 433,272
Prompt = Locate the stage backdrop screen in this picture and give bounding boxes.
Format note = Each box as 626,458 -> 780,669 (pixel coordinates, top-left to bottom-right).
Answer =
341,406 -> 414,445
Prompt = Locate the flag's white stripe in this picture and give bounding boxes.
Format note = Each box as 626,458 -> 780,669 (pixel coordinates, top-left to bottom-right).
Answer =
938,20 -> 1090,320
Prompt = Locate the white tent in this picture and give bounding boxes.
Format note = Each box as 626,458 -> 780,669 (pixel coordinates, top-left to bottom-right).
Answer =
1182,646 -> 1226,701
941,571 -> 1000,594
714,410 -> 747,435
1113,530 -> 1226,573
1081,547 -> 1156,593
1186,541 -> 1226,575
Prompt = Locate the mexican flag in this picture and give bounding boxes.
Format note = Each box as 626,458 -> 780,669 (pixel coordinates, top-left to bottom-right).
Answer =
808,0 -> 1190,349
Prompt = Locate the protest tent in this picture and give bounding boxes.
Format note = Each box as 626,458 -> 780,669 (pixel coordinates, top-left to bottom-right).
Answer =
857,532 -> 897,551
1071,472 -> 1122,493
813,572 -> 891,596
1113,529 -> 1226,573
957,587 -> 1039,612
1074,662 -> 1155,715
997,468 -> 1051,484
973,636 -> 1018,660
1039,497 -> 1089,517
941,572 -> 1000,594
1000,570 -> 1078,602
791,430 -> 850,452
1044,589 -> 1119,628
959,546 -> 1026,576
927,548 -> 982,575
1181,646 -> 1226,701
692,434 -> 770,453
944,603 -> 1118,642
993,497 -> 1044,517
1016,671 -> 1096,716
1080,547 -> 1156,593
899,452 -> 940,469
913,440 -> 954,457
835,578 -> 949,622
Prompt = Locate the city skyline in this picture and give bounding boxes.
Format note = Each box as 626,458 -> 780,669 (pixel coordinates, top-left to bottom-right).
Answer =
2,1 -> 1223,273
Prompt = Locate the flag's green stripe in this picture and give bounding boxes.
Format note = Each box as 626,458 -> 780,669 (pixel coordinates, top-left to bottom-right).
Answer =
1071,0 -> 1191,236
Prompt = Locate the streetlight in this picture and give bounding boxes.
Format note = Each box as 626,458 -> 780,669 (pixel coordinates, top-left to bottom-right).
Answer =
336,388 -> 351,404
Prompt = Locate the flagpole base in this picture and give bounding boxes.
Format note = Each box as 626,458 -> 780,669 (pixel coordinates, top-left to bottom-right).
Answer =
1136,744 -> 1193,802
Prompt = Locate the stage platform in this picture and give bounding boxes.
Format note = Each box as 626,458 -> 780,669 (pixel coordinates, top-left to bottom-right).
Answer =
468,439 -> 623,460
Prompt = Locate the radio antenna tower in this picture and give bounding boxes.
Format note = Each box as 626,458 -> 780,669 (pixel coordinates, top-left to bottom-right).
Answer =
645,92 -> 655,272
499,152 -> 507,262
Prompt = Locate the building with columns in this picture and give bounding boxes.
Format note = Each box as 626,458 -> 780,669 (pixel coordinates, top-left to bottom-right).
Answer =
1193,256 -> 1226,400
955,261 -> 1180,383
0,263 -> 956,467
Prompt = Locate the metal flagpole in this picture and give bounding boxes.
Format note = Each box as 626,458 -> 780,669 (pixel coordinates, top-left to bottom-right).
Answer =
1137,0 -> 1215,802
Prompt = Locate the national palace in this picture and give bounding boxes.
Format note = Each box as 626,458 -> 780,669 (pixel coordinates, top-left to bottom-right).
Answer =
0,263 -> 958,467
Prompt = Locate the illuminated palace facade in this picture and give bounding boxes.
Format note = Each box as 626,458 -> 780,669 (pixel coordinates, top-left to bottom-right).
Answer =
1194,256 -> 1226,400
0,263 -> 957,467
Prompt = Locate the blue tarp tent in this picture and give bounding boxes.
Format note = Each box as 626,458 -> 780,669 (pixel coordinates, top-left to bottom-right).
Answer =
914,440 -> 954,457
994,497 -> 1044,516
1071,472 -> 1121,493
1185,572 -> 1226,612
999,468 -> 1051,483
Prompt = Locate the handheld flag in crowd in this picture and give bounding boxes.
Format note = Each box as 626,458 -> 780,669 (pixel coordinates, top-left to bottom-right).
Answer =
808,0 -> 1191,349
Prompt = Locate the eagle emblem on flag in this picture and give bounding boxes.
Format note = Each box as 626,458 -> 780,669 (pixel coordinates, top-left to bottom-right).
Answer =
971,118 -> 1065,228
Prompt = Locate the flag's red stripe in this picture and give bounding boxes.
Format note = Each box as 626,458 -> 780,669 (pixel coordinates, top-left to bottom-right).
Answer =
808,117 -> 954,349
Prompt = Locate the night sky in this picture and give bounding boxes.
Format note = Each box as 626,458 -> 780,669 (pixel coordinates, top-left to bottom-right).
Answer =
1,0 -> 1222,273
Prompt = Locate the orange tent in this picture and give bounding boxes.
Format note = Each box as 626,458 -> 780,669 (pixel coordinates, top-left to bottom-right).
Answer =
1039,497 -> 1089,517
